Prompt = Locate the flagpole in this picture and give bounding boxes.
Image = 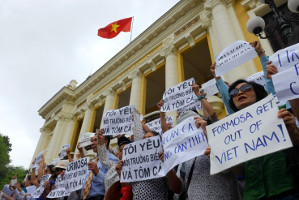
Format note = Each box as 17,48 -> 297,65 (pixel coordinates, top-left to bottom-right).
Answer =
130,16 -> 134,43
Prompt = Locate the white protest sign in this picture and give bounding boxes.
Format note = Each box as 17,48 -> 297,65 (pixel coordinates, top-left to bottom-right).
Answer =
120,136 -> 164,182
103,105 -> 135,136
146,116 -> 173,135
47,175 -> 70,198
269,43 -> 299,73
59,144 -> 70,159
272,67 -> 299,101
177,97 -> 202,114
33,150 -> 44,169
64,157 -> 90,192
32,174 -> 51,198
78,132 -> 94,148
201,79 -> 219,97
51,158 -> 60,165
162,117 -> 209,174
161,78 -> 197,112
215,40 -> 257,76
206,94 -> 293,175
26,186 -> 37,195
246,71 -> 266,88
2,185 -> 13,196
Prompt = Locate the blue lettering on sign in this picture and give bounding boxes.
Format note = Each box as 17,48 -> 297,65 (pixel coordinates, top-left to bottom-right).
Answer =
244,131 -> 280,153
215,146 -> 239,164
290,81 -> 299,95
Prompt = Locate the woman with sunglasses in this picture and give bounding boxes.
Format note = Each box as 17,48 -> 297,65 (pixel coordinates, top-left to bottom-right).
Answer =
228,79 -> 299,200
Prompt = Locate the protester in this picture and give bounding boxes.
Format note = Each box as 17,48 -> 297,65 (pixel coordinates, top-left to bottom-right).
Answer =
228,79 -> 299,199
81,134 -> 118,200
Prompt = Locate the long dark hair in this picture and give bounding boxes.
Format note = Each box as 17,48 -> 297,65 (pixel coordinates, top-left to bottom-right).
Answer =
228,79 -> 268,112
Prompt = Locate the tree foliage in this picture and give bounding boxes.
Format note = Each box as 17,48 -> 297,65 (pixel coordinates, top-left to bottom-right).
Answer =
0,166 -> 28,189
0,134 -> 11,178
0,134 -> 28,189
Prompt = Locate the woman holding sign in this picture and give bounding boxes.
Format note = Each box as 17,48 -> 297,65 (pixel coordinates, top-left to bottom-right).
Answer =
228,79 -> 299,200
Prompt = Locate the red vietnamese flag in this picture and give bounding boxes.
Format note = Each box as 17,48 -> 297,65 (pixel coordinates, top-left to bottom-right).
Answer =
98,17 -> 132,39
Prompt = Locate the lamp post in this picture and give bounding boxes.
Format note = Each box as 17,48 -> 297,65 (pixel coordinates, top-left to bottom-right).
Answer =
246,0 -> 299,47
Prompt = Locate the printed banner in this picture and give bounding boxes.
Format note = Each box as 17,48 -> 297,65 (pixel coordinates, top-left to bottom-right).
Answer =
47,175 -> 69,198
269,43 -> 299,73
32,174 -> 51,198
103,105 -> 135,136
64,157 -> 90,192
206,94 -> 293,175
59,144 -> 70,159
201,78 -> 219,97
146,116 -> 173,135
162,117 -> 209,174
161,78 -> 196,112
246,71 -> 266,88
120,136 -> 164,182
215,41 -> 257,76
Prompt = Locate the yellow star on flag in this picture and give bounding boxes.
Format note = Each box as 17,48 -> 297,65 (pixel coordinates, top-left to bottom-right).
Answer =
111,23 -> 120,33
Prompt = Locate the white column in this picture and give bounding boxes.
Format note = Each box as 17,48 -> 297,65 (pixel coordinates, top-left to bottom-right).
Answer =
45,118 -> 64,163
100,90 -> 115,128
30,128 -> 48,164
79,105 -> 94,135
129,70 -> 142,110
61,118 -> 76,145
165,45 -> 178,89
209,0 -> 255,82
164,45 -> 179,124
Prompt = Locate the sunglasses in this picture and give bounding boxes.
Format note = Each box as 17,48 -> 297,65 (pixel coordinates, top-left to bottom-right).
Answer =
230,84 -> 253,98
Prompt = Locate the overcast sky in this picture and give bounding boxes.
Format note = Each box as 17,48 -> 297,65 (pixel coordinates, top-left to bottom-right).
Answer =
0,0 -> 180,168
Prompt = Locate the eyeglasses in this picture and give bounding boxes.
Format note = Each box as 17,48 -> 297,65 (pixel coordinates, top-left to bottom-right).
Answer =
229,84 -> 253,98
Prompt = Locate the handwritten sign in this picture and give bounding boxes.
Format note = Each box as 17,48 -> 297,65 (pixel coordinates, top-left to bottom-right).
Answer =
103,105 -> 135,136
26,185 -> 37,195
51,158 -> 60,165
246,71 -> 266,88
161,78 -> 196,112
32,150 -> 44,170
201,79 -> 219,97
177,97 -> 202,114
64,157 -> 90,192
146,117 -> 173,134
272,68 -> 299,101
269,44 -> 299,101
59,144 -> 70,159
270,43 -> 299,73
78,133 -> 94,148
32,174 -> 51,198
47,175 -> 69,198
206,94 -> 293,175
120,136 -> 164,182
162,117 -> 209,174
215,41 -> 257,76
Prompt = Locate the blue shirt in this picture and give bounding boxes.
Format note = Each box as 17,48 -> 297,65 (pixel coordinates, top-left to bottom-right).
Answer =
81,152 -> 118,198
216,55 -> 290,114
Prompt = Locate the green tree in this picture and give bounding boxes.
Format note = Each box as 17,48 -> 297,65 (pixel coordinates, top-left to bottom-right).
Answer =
0,166 -> 28,189
0,134 -> 28,189
0,134 -> 11,179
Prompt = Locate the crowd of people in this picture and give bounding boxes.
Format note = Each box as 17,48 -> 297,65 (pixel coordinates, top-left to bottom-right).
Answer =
1,40 -> 299,200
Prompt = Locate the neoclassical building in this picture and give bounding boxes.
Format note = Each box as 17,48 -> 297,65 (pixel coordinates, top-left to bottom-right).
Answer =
32,0 -> 293,164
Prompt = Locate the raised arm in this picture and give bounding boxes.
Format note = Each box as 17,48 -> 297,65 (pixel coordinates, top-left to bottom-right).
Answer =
192,84 -> 217,123
210,63 -> 234,114
157,100 -> 168,133
97,129 -> 117,169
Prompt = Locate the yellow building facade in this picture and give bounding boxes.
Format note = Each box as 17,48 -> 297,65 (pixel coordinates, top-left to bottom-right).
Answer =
32,0 -> 288,164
